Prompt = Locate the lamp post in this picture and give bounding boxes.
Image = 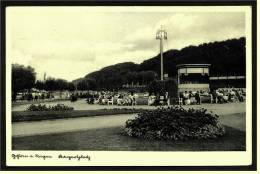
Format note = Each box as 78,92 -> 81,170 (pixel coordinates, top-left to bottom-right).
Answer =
156,25 -> 167,81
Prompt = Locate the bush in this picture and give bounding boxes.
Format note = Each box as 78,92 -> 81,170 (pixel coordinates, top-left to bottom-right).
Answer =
122,106 -> 225,140
70,95 -> 78,102
27,104 -> 74,111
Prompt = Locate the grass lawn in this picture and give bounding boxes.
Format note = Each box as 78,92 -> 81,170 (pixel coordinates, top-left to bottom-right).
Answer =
12,112 -> 246,151
12,125 -> 245,151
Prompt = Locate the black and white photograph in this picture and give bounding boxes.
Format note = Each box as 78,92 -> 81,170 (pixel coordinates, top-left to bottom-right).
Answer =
1,2 -> 257,169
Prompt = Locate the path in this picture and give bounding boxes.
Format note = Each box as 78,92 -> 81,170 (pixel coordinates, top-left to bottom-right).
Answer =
12,114 -> 136,137
12,102 -> 246,137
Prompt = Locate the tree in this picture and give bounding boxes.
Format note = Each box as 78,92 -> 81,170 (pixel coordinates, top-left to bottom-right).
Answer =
77,78 -> 96,91
75,37 -> 245,90
44,77 -> 73,91
139,71 -> 158,85
35,80 -> 44,90
164,78 -> 178,98
67,82 -> 76,91
56,78 -> 68,91
139,37 -> 245,77
12,64 -> 36,101
148,78 -> 177,98
44,78 -> 57,91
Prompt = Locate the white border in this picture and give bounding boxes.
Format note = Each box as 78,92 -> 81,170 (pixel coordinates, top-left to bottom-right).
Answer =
5,6 -> 253,167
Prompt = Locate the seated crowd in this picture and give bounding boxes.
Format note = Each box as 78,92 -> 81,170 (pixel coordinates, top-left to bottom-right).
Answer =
212,88 -> 245,104
15,87 -> 245,106
84,91 -> 169,106
85,91 -> 139,106
179,87 -> 245,105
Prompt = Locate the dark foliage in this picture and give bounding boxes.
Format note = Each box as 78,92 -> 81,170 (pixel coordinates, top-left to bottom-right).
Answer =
12,64 -> 36,101
76,78 -> 96,90
34,78 -> 76,92
44,78 -> 69,91
140,37 -> 245,77
147,78 -> 178,99
74,37 -> 245,91
83,62 -> 157,90
35,80 -> 45,90
70,94 -> 78,102
122,106 -> 225,140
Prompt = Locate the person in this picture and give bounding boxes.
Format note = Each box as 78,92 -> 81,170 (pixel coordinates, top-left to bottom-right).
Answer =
148,93 -> 156,106
117,94 -> 122,105
229,90 -> 236,102
133,93 -> 138,105
129,93 -> 134,106
216,90 -> 224,104
155,93 -> 160,106
195,91 -> 201,105
212,90 -> 218,103
179,92 -> 184,105
183,91 -> 190,105
164,92 -> 169,106
236,90 -> 244,102
222,91 -> 229,103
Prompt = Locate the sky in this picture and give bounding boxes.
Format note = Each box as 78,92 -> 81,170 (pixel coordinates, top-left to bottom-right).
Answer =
7,7 -> 246,81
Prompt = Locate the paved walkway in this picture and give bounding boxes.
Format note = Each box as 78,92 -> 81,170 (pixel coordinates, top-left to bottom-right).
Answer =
12,102 -> 246,137
12,114 -> 137,137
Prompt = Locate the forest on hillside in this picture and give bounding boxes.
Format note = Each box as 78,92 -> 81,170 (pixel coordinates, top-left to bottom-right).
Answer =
73,37 -> 245,90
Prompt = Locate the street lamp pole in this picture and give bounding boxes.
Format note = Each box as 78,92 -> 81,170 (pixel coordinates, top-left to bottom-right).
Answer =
156,25 -> 167,81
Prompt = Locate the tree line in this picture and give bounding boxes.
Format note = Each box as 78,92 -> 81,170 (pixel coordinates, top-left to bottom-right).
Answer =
79,64 -> 158,90
12,64 -> 75,101
12,37 -> 245,99
76,69 -> 157,91
140,37 -> 245,77
75,37 -> 245,91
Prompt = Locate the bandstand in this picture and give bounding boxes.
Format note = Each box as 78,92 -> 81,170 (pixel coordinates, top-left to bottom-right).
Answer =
176,64 -> 211,94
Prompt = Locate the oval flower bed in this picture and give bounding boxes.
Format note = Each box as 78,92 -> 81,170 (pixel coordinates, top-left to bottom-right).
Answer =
122,106 -> 225,140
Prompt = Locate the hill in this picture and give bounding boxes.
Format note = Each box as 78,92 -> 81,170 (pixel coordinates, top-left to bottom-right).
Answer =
73,37 -> 245,90
140,37 -> 245,77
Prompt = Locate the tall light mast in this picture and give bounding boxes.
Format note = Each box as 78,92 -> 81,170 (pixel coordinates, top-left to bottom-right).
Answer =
43,72 -> 47,82
156,25 -> 167,81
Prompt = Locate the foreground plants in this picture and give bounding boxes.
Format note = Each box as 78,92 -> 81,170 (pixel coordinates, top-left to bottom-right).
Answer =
27,104 -> 74,111
122,106 -> 225,140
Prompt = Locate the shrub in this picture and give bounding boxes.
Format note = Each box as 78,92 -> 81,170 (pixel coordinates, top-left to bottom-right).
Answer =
27,104 -> 74,111
70,95 -> 78,102
122,106 -> 225,140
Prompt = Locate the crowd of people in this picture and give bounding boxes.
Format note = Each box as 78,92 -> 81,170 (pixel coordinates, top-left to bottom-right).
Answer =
147,92 -> 170,106
179,88 -> 246,105
84,91 -> 142,106
212,88 -> 245,104
14,87 -> 246,106
76,87 -> 246,106
83,91 -> 171,106
179,91 -> 204,105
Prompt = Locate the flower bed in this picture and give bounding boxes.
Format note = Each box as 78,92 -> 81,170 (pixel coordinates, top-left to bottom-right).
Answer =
12,108 -> 145,122
27,104 -> 74,111
122,106 -> 225,140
